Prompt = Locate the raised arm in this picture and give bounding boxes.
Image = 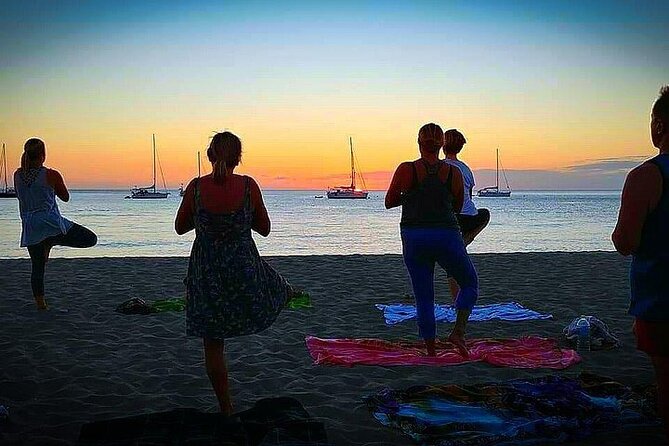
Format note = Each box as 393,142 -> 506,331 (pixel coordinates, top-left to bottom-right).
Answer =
385,162 -> 412,209
612,163 -> 662,256
175,179 -> 196,235
250,178 -> 271,237
46,168 -> 70,202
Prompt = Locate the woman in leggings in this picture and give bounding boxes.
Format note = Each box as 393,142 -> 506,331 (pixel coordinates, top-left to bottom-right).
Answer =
386,123 -> 478,357
14,138 -> 97,310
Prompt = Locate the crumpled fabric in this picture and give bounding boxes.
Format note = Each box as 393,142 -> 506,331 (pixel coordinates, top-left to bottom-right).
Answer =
376,302 -> 553,325
305,336 -> 579,369
563,315 -> 621,350
365,374 -> 658,446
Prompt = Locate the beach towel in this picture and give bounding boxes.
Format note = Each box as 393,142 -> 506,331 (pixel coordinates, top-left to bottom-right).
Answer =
77,397 -> 331,446
305,336 -> 579,369
563,315 -> 621,350
365,373 -> 658,446
376,302 -> 553,325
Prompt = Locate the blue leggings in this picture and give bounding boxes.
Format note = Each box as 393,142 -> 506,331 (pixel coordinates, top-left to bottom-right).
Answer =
401,227 -> 478,340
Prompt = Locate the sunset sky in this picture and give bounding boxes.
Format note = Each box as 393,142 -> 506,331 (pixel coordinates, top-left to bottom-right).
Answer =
1,1 -> 668,190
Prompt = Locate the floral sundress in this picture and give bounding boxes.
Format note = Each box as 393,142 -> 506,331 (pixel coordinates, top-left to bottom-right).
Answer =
185,176 -> 291,340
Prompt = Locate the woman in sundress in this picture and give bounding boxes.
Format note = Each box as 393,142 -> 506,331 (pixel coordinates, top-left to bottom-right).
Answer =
175,131 -> 294,414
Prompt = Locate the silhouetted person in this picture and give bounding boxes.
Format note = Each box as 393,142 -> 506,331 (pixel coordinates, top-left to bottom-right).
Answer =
613,85 -> 669,440
386,123 -> 478,357
443,129 -> 490,302
175,131 -> 296,415
14,138 -> 97,310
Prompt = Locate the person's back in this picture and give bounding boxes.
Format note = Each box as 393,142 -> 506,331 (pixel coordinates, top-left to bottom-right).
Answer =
630,152 -> 669,319
400,159 -> 460,229
15,167 -> 71,247
442,158 -> 477,216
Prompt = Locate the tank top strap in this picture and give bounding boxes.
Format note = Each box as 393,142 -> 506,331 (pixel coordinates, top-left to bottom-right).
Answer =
421,159 -> 441,176
244,176 -> 251,210
193,178 -> 202,211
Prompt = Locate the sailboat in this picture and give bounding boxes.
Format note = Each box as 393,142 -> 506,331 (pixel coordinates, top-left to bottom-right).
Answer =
0,143 -> 17,198
326,137 -> 369,199
179,151 -> 201,197
127,134 -> 170,199
477,148 -> 511,197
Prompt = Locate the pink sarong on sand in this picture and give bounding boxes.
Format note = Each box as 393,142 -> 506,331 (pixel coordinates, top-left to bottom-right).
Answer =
305,336 -> 580,369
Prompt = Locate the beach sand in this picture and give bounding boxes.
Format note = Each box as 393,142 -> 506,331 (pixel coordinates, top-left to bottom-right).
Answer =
0,252 -> 665,445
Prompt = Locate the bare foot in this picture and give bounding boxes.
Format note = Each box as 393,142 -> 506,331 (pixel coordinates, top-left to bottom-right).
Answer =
448,330 -> 469,358
220,401 -> 234,416
34,296 -> 48,310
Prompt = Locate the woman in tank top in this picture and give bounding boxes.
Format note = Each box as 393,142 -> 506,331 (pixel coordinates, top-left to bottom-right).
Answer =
386,123 -> 479,357
14,138 -> 97,310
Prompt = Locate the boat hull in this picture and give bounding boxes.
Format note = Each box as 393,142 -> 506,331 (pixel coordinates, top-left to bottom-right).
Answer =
326,191 -> 368,199
477,190 -> 511,197
129,193 -> 170,199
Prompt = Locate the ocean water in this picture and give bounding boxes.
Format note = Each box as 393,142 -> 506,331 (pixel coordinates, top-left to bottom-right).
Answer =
0,190 -> 622,258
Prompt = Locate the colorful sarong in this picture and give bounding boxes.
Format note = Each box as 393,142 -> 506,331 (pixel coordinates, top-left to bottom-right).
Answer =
305,336 -> 579,369
365,374 -> 658,446
376,302 -> 553,325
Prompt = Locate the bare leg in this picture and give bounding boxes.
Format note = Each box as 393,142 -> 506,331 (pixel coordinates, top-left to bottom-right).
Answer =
203,338 -> 233,415
448,309 -> 471,358
425,338 -> 436,357
651,356 -> 669,441
448,278 -> 459,304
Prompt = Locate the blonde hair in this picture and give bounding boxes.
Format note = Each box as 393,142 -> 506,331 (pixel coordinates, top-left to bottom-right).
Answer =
21,138 -> 46,170
206,131 -> 242,183
443,129 -> 467,154
417,123 -> 444,153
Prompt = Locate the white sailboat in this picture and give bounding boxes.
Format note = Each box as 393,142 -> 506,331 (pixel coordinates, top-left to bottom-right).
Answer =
326,138 -> 368,199
127,134 -> 170,199
179,151 -> 201,197
0,143 -> 17,199
477,148 -> 511,197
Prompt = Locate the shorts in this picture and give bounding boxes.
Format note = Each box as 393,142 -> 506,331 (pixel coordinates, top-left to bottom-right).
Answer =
457,209 -> 490,235
634,318 -> 669,357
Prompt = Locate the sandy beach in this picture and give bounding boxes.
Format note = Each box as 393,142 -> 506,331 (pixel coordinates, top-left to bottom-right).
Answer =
0,252 -> 665,445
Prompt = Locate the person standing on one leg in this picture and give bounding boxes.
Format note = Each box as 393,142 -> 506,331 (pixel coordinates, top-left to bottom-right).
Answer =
14,138 -> 97,310
386,123 -> 478,357
175,131 -> 297,415
443,129 -> 490,302
612,85 -> 669,441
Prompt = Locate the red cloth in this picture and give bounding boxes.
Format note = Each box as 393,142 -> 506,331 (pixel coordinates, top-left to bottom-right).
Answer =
305,336 -> 580,369
634,319 -> 669,357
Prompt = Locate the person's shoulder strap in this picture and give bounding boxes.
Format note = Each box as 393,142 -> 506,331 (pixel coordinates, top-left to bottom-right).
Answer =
244,175 -> 251,208
411,161 -> 418,188
445,163 -> 453,189
193,177 -> 201,210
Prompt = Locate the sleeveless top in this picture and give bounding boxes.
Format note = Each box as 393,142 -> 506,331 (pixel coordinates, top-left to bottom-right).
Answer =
630,153 -> 669,321
443,158 -> 478,216
184,176 -> 290,339
14,167 -> 73,247
400,160 -> 460,229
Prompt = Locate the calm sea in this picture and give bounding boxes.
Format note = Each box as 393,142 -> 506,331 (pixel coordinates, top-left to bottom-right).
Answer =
0,190 -> 622,259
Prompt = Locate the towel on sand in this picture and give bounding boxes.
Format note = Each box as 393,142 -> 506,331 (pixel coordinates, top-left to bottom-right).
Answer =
305,336 -> 579,369
376,302 -> 553,325
77,397 -> 330,446
366,373 -> 658,446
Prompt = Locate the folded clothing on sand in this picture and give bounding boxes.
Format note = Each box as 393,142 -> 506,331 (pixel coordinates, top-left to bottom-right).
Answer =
77,397 -> 330,446
563,315 -> 621,350
376,302 -> 553,325
365,373 -> 658,446
305,336 -> 579,369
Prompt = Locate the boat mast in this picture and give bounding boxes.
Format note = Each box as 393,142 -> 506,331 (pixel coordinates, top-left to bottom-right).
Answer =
496,148 -> 499,191
152,134 -> 156,193
1,143 -> 6,192
350,137 -> 355,189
